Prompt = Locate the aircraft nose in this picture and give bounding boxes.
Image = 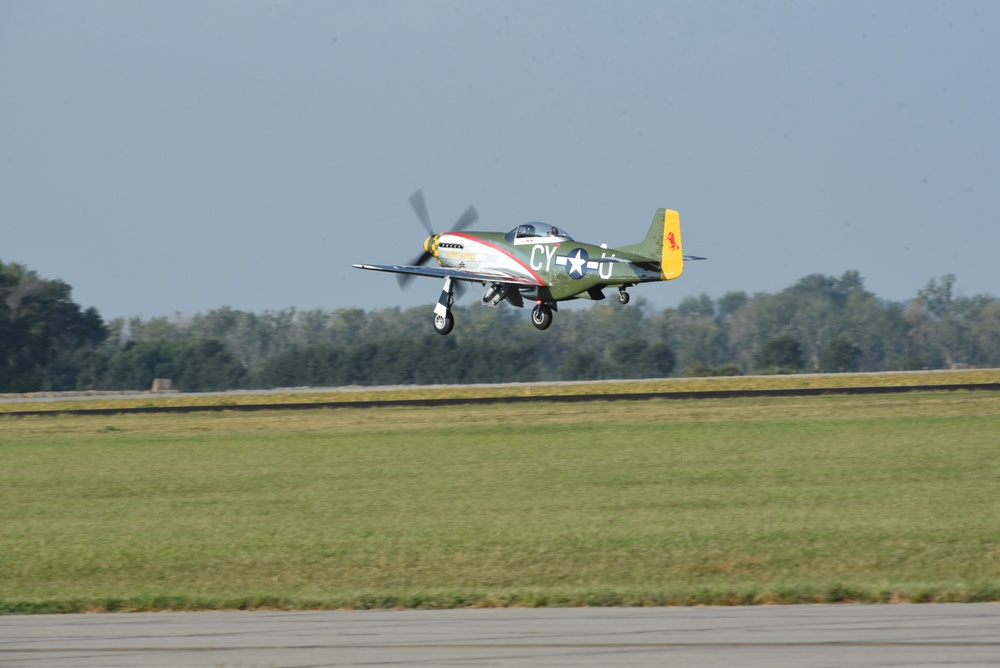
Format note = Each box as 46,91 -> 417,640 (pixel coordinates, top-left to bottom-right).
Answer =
423,235 -> 438,257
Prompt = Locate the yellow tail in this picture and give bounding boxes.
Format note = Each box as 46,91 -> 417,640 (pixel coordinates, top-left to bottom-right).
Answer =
659,209 -> 684,280
620,208 -> 687,280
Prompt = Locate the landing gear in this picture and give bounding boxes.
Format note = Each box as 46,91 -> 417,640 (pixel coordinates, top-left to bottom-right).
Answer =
531,302 -> 553,330
433,277 -> 457,335
618,288 -> 630,305
433,311 -> 454,335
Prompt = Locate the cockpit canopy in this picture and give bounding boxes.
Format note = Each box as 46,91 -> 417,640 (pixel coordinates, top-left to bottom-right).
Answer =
505,223 -> 572,243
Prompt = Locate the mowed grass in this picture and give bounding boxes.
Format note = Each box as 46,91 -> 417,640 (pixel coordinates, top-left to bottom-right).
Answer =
2,392 -> 1000,612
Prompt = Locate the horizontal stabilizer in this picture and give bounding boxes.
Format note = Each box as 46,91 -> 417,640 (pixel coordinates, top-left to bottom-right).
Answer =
595,248 -> 659,264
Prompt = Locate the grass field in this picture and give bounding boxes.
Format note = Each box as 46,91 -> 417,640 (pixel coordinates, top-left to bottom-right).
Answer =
2,391 -> 1000,613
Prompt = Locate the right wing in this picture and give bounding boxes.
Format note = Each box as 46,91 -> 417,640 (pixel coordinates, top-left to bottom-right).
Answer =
352,264 -> 543,286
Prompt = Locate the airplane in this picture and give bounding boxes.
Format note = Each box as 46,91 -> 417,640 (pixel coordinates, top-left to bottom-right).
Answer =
353,191 -> 705,335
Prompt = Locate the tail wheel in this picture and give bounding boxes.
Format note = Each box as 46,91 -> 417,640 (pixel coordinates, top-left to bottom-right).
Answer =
531,303 -> 553,330
618,289 -> 630,305
433,312 -> 454,335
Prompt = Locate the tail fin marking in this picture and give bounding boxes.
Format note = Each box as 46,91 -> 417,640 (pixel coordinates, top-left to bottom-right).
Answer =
659,209 -> 684,280
619,208 -> 686,280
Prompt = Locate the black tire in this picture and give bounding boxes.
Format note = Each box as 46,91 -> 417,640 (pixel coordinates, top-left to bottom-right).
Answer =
618,290 -> 630,305
433,311 -> 454,335
531,303 -> 553,330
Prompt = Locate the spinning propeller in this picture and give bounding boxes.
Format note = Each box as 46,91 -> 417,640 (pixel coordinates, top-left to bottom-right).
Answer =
397,189 -> 479,289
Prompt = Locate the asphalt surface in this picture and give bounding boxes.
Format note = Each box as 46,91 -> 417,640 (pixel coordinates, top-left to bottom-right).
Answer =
3,604 -> 999,667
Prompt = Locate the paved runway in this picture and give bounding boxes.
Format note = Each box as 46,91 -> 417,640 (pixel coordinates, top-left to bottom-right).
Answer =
2,604 -> 999,667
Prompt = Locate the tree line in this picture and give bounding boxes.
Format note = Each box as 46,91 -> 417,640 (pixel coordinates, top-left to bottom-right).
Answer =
3,259 -> 998,393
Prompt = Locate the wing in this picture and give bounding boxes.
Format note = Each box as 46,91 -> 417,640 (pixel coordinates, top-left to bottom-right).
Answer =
353,264 -> 543,286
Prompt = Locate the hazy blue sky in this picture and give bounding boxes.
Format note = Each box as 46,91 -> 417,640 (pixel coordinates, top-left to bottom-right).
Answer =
3,1 -> 998,320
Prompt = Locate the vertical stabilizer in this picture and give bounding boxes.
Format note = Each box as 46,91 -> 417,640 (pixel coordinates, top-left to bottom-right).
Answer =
621,208 -> 685,281
659,209 -> 683,280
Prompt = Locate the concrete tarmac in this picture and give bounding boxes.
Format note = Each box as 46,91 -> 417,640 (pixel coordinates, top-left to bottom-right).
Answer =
2,604 -> 999,667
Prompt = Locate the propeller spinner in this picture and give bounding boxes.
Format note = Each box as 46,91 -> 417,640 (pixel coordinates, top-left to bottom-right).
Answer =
397,190 -> 478,289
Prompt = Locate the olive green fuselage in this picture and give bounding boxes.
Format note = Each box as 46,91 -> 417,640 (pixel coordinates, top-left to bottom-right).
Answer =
432,231 -> 663,302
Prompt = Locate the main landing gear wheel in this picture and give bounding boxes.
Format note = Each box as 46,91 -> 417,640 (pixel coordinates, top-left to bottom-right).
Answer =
618,289 -> 630,305
531,303 -> 553,330
433,311 -> 454,335
432,276 -> 457,335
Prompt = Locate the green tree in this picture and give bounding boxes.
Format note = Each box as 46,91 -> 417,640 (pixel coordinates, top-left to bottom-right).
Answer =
610,339 -> 649,378
609,339 -> 676,378
640,342 -> 677,378
89,271 -> 999,389
754,335 -> 804,373
910,275 -> 996,368
819,334 -> 862,372
717,291 -> 748,318
654,296 -> 727,373
558,349 -> 601,380
970,301 -> 1000,366
250,345 -> 344,388
915,274 -> 960,367
101,339 -> 245,391
0,261 -> 107,392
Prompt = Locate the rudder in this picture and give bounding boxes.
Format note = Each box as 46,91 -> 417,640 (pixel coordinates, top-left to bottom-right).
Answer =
622,208 -> 684,280
659,209 -> 684,280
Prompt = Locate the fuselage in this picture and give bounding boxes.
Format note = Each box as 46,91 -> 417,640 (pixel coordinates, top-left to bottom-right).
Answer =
425,229 -> 661,301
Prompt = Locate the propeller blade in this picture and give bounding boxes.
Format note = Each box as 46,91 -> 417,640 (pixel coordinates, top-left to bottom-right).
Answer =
396,250 -> 434,289
450,204 -> 479,233
409,189 -> 435,238
399,192 -> 476,293
412,250 -> 434,267
399,274 -> 469,297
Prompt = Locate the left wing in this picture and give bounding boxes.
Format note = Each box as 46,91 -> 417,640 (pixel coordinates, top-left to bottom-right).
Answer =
353,264 -> 543,286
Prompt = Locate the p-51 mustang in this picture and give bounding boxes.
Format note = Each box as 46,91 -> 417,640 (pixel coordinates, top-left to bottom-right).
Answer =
353,191 -> 705,335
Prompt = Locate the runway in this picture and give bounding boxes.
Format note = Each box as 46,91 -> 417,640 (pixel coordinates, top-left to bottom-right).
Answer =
2,604 -> 999,667
6,381 -> 1000,418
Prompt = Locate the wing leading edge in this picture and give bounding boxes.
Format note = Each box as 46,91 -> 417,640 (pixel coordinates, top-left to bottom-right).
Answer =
352,264 -> 543,286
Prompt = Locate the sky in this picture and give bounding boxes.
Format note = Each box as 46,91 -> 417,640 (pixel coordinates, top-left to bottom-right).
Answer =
2,0 -> 998,321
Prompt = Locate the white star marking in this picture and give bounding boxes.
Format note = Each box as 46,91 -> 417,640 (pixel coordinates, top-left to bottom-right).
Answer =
567,249 -> 587,277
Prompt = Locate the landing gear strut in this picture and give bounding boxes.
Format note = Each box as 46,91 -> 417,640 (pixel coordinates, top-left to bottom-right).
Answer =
433,311 -> 454,335
433,277 -> 456,335
531,302 -> 554,330
618,287 -> 630,305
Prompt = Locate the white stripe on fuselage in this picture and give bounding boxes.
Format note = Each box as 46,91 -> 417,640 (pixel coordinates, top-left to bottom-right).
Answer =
437,234 -> 538,282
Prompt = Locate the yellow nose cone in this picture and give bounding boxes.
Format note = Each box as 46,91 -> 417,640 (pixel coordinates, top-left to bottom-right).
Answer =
423,235 -> 437,257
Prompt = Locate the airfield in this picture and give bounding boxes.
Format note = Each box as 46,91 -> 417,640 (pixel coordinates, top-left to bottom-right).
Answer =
2,372 -> 1000,666
5,604 -> 1000,667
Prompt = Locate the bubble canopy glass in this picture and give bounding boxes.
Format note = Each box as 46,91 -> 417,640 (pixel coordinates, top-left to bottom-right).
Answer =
505,223 -> 572,243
